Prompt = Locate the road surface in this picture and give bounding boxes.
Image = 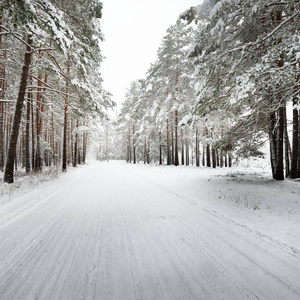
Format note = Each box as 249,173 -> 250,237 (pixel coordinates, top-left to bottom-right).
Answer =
0,162 -> 299,299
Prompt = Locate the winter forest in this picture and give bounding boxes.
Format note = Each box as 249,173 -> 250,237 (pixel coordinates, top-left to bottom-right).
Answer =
114,0 -> 300,181
1,0 -> 300,184
0,0 -> 300,299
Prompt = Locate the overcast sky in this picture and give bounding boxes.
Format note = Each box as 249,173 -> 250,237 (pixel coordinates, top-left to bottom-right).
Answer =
100,0 -> 203,108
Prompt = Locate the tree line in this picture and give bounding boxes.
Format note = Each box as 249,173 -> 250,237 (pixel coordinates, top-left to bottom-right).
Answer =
0,0 -> 114,183
113,0 -> 300,181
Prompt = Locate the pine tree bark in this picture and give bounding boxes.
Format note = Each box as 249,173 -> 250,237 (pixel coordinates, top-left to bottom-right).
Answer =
144,138 -> 147,164
297,112 -> 300,177
174,110 -> 179,166
4,36 -> 33,183
185,135 -> 189,166
133,123 -> 136,164
0,17 -> 5,172
196,128 -> 200,167
159,131 -> 162,165
0,102 -> 4,171
73,120 -> 78,167
290,73 -> 300,178
25,91 -> 31,173
62,60 -> 70,172
283,106 -> 290,178
147,141 -> 150,164
206,144 -> 211,167
83,119 -> 87,164
166,119 -> 170,165
212,147 -> 216,168
35,73 -> 42,172
181,128 -> 184,166
171,123 -> 174,165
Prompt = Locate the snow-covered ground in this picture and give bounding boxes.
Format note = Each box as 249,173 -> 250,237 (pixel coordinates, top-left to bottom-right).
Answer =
0,160 -> 299,299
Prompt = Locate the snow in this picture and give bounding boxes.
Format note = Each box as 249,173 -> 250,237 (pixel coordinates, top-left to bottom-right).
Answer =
0,161 -> 300,299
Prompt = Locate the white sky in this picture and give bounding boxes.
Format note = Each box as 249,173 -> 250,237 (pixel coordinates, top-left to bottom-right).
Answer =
100,0 -> 203,108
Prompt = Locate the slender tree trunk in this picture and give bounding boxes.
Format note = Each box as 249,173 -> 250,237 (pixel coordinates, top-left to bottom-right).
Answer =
0,102 -> 4,171
298,111 -> 300,177
206,144 -> 211,167
147,141 -> 150,164
171,123 -> 174,165
73,120 -> 78,167
212,147 -> 216,168
166,119 -> 170,165
159,130 -> 162,165
144,138 -> 147,164
274,107 -> 284,180
4,36 -> 33,183
62,60 -> 70,172
283,106 -> 290,178
196,128 -> 200,167
269,110 -> 277,177
25,90 -> 31,173
185,135 -> 189,166
228,152 -> 232,168
133,123 -> 136,164
290,73 -> 300,178
128,126 -> 131,163
35,73 -> 42,172
181,128 -> 184,166
82,119 -> 87,164
174,110 -> 179,166
220,150 -> 224,168
0,20 -> 6,172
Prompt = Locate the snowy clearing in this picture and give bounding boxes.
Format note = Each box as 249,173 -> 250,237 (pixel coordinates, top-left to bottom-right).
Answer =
0,161 -> 299,299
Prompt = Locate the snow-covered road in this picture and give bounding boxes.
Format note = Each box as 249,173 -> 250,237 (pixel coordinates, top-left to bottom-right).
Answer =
0,162 -> 299,299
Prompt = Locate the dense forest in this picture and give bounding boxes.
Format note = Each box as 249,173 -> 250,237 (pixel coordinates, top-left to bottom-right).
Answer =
113,0 -> 300,181
0,0 -> 114,183
1,0 -> 300,183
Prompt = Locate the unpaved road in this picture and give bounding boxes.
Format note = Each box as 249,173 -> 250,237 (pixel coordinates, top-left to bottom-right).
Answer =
0,162 -> 299,299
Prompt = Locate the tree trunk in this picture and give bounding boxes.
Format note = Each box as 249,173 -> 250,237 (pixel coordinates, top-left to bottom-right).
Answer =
73,120 -> 78,167
185,136 -> 189,166
133,124 -> 136,164
166,119 -> 170,165
159,131 -> 162,165
171,122 -> 174,165
206,144 -> 211,167
290,74 -> 299,178
62,60 -> 70,172
25,91 -> 31,173
174,110 -> 179,166
0,102 -> 4,171
220,150 -> 224,168
283,106 -> 290,178
144,138 -> 147,164
212,147 -> 216,168
35,73 -> 42,172
297,111 -> 300,177
4,35 -> 33,183
181,128 -> 184,166
196,128 -> 200,167
147,141 -> 150,164
275,107 -> 284,180
269,110 -> 277,177
83,119 -> 87,164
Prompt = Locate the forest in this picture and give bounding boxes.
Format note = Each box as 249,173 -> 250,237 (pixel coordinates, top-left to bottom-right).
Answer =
1,0 -> 300,183
113,0 -> 300,181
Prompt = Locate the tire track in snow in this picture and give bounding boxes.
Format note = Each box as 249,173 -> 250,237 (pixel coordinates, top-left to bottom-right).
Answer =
133,171 -> 300,299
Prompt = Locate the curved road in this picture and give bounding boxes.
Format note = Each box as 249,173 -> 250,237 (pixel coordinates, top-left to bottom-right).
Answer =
0,162 -> 299,299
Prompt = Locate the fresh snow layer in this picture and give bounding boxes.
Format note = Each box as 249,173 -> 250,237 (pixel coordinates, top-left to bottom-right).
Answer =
0,161 -> 299,299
